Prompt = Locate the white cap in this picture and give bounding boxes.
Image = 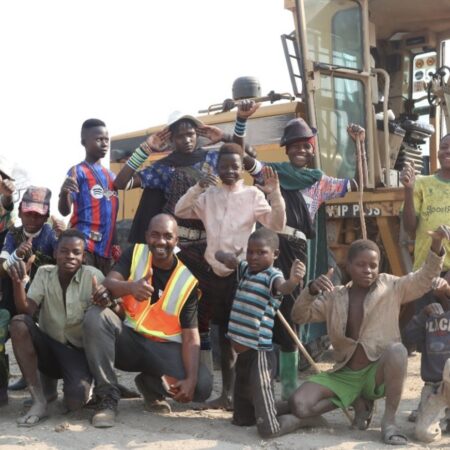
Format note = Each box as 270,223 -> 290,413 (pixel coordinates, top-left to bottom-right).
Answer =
167,111 -> 203,128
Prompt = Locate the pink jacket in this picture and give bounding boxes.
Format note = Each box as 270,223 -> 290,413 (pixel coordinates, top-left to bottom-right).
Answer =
175,180 -> 286,276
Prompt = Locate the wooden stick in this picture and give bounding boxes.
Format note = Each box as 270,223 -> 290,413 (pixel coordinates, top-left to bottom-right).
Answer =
276,310 -> 354,425
356,138 -> 367,240
276,310 -> 321,374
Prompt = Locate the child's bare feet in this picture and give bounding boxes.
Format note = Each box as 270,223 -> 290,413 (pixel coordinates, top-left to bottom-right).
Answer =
351,397 -> 374,430
17,399 -> 48,427
198,394 -> 233,410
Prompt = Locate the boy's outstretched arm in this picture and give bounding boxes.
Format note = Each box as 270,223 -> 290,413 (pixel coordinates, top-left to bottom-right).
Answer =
58,167 -> 78,216
397,225 -> 450,304
113,129 -> 170,190
291,268 -> 334,324
274,259 -> 305,295
429,225 -> 450,254
400,160 -> 417,235
254,167 -> 286,232
232,100 -> 261,172
346,124 -> 365,191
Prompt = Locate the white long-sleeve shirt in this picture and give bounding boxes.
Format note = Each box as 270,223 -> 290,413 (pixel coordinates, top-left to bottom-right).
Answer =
175,180 -> 286,276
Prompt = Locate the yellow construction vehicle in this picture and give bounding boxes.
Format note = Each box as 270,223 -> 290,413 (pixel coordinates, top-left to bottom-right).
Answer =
110,0 -> 450,277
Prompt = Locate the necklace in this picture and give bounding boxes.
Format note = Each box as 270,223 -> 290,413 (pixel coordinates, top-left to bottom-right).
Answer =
83,161 -> 117,200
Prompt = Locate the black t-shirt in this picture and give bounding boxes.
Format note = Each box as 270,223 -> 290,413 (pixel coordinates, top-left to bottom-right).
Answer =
113,246 -> 198,328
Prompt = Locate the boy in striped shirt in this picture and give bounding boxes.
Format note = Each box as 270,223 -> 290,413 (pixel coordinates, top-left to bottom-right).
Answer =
216,227 -> 306,438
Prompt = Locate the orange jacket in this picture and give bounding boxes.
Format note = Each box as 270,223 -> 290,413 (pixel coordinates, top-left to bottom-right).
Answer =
122,244 -> 198,342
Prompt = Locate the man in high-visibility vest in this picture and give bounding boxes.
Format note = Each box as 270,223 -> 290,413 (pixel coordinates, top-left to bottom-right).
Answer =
83,213 -> 213,428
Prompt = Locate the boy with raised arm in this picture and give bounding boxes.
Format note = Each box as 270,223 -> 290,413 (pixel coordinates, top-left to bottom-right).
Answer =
58,119 -> 119,275
290,226 -> 450,446
175,143 -> 286,409
217,227 -> 306,438
235,100 -> 363,399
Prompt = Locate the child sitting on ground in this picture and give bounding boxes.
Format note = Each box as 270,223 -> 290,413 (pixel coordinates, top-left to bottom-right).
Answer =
175,143 -> 286,409
290,226 -> 450,446
217,227 -> 305,438
402,277 -> 450,443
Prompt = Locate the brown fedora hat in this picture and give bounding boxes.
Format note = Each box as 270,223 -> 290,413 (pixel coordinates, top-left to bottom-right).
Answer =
280,118 -> 317,147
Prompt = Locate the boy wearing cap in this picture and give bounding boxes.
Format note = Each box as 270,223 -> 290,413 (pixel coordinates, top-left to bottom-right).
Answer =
0,186 -> 62,404
114,108 -> 260,401
237,101 -> 363,399
58,119 -> 119,275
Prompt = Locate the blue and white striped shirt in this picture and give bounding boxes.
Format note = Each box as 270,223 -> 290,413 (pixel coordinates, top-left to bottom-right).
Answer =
228,261 -> 283,350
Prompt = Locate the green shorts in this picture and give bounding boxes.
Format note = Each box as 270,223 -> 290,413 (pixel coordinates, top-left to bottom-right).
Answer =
308,362 -> 385,409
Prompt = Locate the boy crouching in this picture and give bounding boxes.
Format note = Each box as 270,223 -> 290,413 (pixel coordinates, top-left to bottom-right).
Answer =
290,226 -> 450,446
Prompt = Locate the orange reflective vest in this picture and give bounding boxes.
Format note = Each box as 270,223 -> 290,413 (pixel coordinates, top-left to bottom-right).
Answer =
122,244 -> 198,343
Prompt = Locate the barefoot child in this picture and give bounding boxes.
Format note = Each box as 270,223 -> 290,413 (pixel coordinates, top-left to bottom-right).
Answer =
175,143 -> 286,409
290,226 -> 450,446
218,227 -> 305,438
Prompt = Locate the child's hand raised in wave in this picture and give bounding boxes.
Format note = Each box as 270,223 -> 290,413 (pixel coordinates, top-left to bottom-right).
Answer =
256,166 -> 280,195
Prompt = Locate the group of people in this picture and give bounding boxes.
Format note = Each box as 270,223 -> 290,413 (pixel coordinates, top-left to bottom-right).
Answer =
0,102 -> 450,446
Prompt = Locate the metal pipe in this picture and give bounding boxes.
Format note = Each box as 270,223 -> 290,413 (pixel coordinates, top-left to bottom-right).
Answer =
372,68 -> 391,186
198,92 -> 294,115
294,0 -> 320,168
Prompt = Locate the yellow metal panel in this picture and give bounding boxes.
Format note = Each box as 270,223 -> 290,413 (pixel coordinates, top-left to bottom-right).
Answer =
376,216 -> 406,276
111,102 -> 305,142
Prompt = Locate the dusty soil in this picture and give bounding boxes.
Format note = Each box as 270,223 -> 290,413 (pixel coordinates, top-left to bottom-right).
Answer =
1,342 -> 449,450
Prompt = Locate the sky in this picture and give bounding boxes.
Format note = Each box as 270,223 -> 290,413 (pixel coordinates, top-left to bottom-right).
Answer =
0,0 -> 293,216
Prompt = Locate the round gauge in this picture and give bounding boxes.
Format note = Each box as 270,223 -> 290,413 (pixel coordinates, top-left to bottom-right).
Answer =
415,59 -> 424,68
427,56 -> 436,66
415,71 -> 424,80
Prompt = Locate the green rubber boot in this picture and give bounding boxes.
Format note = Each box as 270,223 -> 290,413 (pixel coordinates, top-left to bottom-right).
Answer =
280,350 -> 299,401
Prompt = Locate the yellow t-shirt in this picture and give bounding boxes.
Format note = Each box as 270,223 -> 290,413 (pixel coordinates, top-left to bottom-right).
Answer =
413,174 -> 450,271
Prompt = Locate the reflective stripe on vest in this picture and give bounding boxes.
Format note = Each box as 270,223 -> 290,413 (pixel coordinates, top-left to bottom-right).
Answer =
122,244 -> 197,343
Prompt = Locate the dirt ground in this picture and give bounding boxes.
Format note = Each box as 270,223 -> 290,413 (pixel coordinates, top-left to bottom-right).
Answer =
1,342 -> 449,450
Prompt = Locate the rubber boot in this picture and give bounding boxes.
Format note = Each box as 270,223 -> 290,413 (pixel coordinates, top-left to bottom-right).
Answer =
0,351 -> 8,406
280,350 -> 298,401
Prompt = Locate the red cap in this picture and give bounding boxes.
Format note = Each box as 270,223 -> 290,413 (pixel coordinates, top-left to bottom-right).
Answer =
20,186 -> 51,215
